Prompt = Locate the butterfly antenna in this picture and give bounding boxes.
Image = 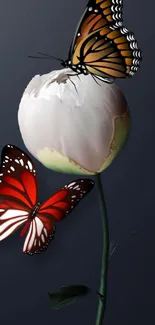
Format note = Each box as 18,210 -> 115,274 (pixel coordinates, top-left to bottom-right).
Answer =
37,52 -> 64,62
28,52 -> 64,64
28,55 -> 53,60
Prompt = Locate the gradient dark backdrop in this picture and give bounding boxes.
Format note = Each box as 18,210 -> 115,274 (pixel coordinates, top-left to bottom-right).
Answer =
0,1 -> 153,324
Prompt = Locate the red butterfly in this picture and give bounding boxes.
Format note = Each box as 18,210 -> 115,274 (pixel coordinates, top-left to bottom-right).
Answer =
0,145 -> 94,255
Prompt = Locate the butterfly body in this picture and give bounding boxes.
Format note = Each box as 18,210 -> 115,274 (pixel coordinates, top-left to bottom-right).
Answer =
0,145 -> 94,255
29,202 -> 40,220
62,60 -> 88,76
19,202 -> 41,238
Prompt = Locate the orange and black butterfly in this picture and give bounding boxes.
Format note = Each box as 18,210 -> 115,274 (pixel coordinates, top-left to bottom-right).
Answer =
62,0 -> 142,82
31,0 -> 142,83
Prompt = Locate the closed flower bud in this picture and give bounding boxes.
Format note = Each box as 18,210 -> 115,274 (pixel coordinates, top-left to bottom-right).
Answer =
18,68 -> 130,175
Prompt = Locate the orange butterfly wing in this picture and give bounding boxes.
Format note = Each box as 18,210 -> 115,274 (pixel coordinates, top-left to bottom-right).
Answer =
90,0 -> 123,27
67,0 -> 141,81
69,0 -> 123,56
72,26 -> 141,79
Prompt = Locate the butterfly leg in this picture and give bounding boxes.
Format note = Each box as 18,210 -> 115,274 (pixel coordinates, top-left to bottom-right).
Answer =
93,74 -> 115,85
67,75 -> 78,94
91,74 -> 101,86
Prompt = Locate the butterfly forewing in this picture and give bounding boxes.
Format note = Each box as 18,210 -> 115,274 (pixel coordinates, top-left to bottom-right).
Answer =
0,201 -> 29,241
39,179 -> 95,220
0,144 -> 38,208
0,144 -> 38,243
92,0 -> 123,27
69,0 -> 123,55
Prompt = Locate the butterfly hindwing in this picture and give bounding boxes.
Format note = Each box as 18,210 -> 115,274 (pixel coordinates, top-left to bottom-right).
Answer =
22,214 -> 56,255
23,179 -> 95,255
72,25 -> 141,80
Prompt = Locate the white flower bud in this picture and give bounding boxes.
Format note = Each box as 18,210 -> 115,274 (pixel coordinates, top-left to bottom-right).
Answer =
18,68 -> 130,175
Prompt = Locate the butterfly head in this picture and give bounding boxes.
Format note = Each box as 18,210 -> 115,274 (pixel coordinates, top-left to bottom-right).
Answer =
62,59 -> 88,76
61,59 -> 68,68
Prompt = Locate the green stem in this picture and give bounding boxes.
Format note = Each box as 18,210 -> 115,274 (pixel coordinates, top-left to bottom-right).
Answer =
95,173 -> 109,325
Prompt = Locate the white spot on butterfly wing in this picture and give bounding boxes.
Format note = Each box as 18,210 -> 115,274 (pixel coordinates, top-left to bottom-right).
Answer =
19,159 -> 24,166
27,160 -> 33,171
44,228 -> 48,237
23,222 -> 33,252
73,185 -> 79,189
35,217 -> 44,236
41,234 -> 45,243
67,182 -> 76,188
10,166 -> 15,171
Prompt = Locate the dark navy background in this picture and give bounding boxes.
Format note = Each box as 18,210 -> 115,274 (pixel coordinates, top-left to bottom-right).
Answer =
0,1 -> 154,324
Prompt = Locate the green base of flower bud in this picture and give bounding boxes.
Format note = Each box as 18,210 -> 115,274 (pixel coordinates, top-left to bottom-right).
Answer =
37,147 -> 95,175
37,111 -> 130,175
98,111 -> 130,173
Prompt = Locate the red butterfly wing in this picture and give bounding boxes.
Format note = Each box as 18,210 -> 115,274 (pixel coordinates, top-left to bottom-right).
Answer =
0,144 -> 38,208
22,214 -> 56,255
23,179 -> 95,255
39,179 -> 95,220
0,144 -> 38,241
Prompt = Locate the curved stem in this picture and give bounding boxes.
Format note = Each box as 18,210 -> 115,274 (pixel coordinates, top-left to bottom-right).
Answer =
95,173 -> 109,325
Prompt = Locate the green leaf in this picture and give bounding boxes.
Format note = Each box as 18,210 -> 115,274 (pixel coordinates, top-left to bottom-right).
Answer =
48,285 -> 90,310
